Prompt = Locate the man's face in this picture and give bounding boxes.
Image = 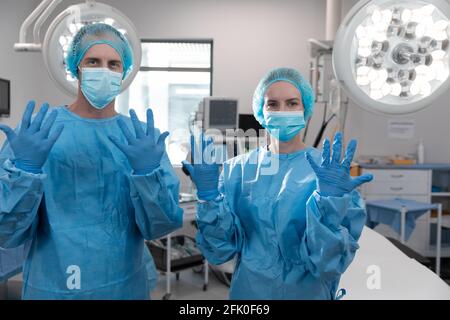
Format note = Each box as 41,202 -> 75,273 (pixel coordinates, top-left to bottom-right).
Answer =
78,43 -> 124,77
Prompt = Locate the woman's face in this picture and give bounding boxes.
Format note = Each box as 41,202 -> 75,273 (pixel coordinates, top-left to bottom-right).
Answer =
264,81 -> 304,112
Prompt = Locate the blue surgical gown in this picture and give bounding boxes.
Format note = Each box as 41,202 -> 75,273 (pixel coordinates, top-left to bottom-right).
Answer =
0,106 -> 183,299
196,146 -> 367,300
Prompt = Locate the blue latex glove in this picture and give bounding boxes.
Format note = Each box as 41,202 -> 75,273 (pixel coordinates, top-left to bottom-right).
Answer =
0,101 -> 64,174
182,134 -> 220,201
306,132 -> 373,197
109,108 -> 169,175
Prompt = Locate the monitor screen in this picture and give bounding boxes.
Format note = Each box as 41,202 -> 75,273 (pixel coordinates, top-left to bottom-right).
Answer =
208,100 -> 237,127
0,78 -> 10,117
238,114 -> 264,136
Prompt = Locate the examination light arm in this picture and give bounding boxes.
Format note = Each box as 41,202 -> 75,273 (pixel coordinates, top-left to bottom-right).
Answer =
14,0 -> 53,51
14,0 -> 93,52
32,0 -> 63,47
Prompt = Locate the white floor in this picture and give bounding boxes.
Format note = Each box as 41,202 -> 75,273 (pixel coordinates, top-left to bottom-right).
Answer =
1,268 -> 229,300
151,268 -> 229,300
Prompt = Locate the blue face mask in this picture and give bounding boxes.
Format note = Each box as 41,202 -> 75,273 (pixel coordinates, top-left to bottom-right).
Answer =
80,67 -> 123,110
263,110 -> 306,142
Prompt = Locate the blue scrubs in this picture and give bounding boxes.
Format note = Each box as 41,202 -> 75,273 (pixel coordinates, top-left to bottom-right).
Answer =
196,147 -> 366,299
0,107 -> 183,299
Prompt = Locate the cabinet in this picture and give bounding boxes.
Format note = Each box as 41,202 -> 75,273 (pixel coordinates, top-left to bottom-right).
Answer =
360,165 -> 450,258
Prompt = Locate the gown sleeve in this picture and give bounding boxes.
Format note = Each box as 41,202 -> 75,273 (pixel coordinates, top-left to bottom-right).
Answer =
297,190 -> 367,282
0,139 -> 43,248
195,165 -> 244,265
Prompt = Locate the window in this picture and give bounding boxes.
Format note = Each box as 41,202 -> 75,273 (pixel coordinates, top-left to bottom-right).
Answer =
117,40 -> 213,164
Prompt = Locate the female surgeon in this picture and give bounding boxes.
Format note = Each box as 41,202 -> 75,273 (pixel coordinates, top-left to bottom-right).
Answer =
0,23 -> 183,299
182,67 -> 373,300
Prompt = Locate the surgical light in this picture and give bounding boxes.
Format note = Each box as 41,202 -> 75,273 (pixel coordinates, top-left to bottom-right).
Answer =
333,0 -> 450,114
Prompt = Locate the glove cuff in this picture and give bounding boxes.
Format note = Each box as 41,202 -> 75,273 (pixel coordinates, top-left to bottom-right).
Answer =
133,163 -> 161,176
13,160 -> 43,174
197,189 -> 220,201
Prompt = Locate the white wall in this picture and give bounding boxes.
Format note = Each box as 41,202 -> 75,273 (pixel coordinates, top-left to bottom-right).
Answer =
0,0 -> 52,144
1,0 -> 449,163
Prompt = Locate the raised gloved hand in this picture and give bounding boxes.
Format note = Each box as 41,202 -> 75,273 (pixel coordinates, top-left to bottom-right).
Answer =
182,134 -> 220,201
109,108 -> 169,175
306,132 -> 373,197
0,101 -> 64,174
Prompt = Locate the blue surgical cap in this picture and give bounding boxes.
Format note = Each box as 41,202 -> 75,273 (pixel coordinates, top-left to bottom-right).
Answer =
66,23 -> 134,80
252,67 -> 315,126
